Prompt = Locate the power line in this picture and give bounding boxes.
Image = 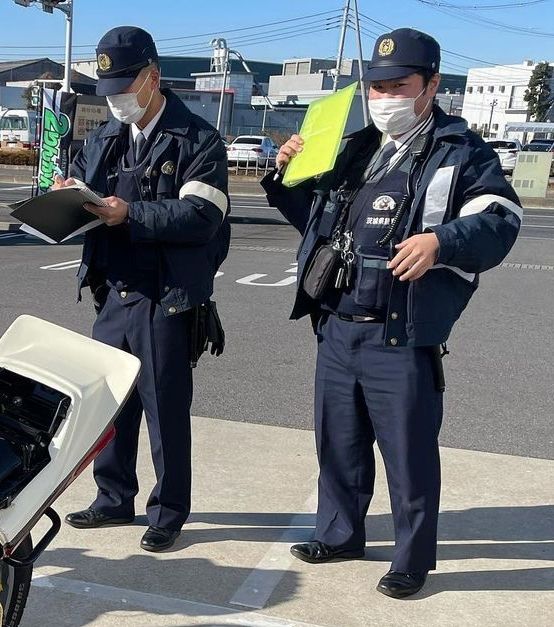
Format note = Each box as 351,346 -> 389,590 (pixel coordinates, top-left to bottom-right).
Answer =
415,0 -> 549,9
418,2 -> 554,37
158,17 -> 342,54
0,8 -> 343,50
162,24 -> 343,58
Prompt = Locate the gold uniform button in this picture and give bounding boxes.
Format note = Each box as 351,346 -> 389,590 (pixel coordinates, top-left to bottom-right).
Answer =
390,337 -> 398,346
120,291 -> 128,299
391,312 -> 398,320
168,306 -> 177,314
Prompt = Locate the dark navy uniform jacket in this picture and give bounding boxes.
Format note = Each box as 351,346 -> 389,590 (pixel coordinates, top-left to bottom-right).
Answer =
262,106 -> 522,347
70,89 -> 230,316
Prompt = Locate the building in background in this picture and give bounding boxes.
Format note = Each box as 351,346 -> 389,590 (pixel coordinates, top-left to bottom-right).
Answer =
1,53 -> 470,140
462,59 -> 554,141
0,58 -> 96,94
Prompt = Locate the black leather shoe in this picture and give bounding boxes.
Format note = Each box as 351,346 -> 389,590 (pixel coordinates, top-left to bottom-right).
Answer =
376,570 -> 427,598
290,541 -> 364,564
65,507 -> 134,529
140,526 -> 180,552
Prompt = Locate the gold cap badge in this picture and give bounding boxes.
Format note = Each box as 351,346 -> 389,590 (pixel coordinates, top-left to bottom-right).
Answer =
378,38 -> 395,57
97,53 -> 112,72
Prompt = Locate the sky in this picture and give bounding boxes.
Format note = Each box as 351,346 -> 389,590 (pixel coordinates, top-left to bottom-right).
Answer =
1,0 -> 554,74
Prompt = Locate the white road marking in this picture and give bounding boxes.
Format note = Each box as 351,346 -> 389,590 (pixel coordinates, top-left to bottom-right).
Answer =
230,487 -> 318,610
0,233 -> 24,240
0,185 -> 33,191
32,569 -> 321,627
232,205 -> 273,210
40,258 -> 81,270
236,274 -> 297,287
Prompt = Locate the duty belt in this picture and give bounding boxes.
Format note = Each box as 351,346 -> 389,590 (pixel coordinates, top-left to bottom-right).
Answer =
333,312 -> 383,323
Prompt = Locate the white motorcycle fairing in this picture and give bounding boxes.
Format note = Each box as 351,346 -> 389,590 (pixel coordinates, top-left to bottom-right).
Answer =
0,315 -> 140,554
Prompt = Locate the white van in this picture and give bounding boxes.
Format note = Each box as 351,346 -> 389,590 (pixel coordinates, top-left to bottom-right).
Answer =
0,109 -> 37,149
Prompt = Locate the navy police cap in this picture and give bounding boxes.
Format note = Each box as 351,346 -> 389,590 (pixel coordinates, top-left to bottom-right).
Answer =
365,28 -> 440,82
95,26 -> 159,96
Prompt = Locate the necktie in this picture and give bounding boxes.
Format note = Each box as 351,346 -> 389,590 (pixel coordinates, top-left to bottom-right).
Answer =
135,131 -> 146,161
365,141 -> 398,181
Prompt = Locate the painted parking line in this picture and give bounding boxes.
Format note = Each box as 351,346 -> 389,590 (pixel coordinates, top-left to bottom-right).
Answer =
0,185 -> 33,191
32,569 -> 321,627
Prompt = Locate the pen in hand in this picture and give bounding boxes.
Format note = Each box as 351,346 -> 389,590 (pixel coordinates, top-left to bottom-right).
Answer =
274,134 -> 304,182
273,165 -> 286,182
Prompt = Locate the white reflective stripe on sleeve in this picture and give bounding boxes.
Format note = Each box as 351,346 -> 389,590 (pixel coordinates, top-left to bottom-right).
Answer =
179,180 -> 228,217
431,263 -> 475,283
422,165 -> 456,231
459,194 -> 523,221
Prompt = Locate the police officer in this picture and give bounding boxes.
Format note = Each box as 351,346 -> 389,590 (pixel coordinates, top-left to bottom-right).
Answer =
59,26 -> 230,552
262,28 -> 522,597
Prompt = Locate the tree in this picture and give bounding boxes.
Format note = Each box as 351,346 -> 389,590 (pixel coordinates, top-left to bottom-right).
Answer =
524,61 -> 554,122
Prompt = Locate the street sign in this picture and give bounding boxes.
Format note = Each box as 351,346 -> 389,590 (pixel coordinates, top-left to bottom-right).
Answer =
72,102 -> 108,141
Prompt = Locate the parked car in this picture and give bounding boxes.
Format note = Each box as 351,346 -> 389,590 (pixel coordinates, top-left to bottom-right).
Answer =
523,139 -> 554,152
485,139 -> 522,174
227,135 -> 278,167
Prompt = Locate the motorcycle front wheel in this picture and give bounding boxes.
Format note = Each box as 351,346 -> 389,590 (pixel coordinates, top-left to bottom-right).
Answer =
0,535 -> 33,627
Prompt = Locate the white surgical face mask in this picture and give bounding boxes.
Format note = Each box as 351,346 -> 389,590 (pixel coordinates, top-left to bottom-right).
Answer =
368,88 -> 430,136
107,72 -> 154,124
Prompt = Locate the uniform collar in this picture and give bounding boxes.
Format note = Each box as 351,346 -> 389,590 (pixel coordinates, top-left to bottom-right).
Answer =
383,111 -> 435,149
131,95 -> 166,141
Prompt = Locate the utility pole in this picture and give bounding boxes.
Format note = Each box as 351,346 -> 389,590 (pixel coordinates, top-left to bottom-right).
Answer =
332,0 -> 350,93
488,98 -> 498,137
211,38 -> 229,134
13,1 -> 74,93
61,0 -> 73,93
211,39 -> 275,134
351,0 -> 369,126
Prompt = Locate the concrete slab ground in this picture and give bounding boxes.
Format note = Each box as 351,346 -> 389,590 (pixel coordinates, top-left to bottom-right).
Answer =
21,416 -> 554,627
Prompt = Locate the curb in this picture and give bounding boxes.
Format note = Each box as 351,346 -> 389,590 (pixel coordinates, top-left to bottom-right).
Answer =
0,164 -> 34,171
0,178 -> 32,185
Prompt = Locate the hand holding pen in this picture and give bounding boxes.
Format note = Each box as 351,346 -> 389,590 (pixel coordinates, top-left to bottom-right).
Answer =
273,134 -> 304,181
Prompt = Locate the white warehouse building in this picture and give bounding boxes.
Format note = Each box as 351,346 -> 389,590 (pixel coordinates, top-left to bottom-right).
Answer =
462,59 -> 554,142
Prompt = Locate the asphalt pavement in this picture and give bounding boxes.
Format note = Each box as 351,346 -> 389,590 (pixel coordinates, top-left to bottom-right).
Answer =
0,176 -> 553,626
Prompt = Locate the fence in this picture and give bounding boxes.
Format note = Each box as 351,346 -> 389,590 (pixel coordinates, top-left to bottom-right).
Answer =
226,149 -> 276,177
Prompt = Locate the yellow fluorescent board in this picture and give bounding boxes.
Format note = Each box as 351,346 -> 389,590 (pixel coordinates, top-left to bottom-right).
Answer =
282,82 -> 358,188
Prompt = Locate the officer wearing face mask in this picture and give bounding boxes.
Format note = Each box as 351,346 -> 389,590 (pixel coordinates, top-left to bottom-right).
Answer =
261,28 -> 521,598
58,26 -> 230,552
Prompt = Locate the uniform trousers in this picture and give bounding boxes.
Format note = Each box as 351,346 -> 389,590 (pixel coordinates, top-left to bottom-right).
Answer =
314,313 -> 443,571
91,289 -> 193,531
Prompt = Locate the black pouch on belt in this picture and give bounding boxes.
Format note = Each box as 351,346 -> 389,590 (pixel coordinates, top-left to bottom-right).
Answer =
302,244 -> 341,300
